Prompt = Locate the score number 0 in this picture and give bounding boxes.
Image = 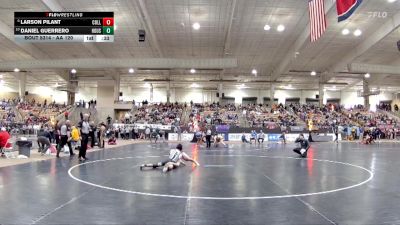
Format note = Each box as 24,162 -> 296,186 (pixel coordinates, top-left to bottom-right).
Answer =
103,18 -> 114,26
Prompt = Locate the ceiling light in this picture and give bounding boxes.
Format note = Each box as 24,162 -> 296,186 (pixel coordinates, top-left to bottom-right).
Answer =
192,22 -> 200,30
388,0 -> 396,2
128,68 -> 135,73
0,80 -> 4,84
190,68 -> 196,74
277,25 -> 285,32
353,29 -> 362,36
70,69 -> 77,74
342,28 -> 350,35
143,83 -> 151,88
264,24 -> 271,31
237,84 -> 246,89
311,71 -> 317,76
333,85 -> 337,89
288,84 -> 292,88
14,68 -> 20,72
364,73 -> 370,78
0,74 -> 3,79
190,83 -> 199,88
251,69 -> 257,75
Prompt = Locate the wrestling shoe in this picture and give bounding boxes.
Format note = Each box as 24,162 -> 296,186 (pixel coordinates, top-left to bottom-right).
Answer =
300,149 -> 307,158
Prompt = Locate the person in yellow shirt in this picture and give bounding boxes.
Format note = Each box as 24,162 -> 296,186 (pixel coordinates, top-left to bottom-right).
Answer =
70,126 -> 81,150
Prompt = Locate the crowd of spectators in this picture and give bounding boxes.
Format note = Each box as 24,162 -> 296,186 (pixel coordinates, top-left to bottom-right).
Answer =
193,103 -> 238,125
122,103 -> 184,125
377,102 -> 391,111
76,99 -> 97,108
186,103 -> 239,132
341,106 -> 399,140
4,98 -> 400,144
0,100 -> 17,124
290,103 -> 350,130
33,113 -> 107,160
17,99 -> 71,125
288,103 -> 400,141
241,103 -> 299,128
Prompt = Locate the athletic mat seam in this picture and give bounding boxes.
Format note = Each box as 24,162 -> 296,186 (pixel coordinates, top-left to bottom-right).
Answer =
243,163 -> 337,225
31,163 -> 140,224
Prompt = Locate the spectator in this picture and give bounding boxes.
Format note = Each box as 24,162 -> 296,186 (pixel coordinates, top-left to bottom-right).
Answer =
57,120 -> 74,157
241,132 -> 249,143
98,122 -> 106,148
70,126 -> 81,150
79,115 -> 90,161
0,127 -> 10,157
258,130 -> 265,144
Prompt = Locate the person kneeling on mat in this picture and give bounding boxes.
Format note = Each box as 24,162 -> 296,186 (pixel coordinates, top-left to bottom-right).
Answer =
140,144 -> 200,173
214,134 -> 227,147
108,135 -> 117,145
293,134 -> 310,158
150,129 -> 159,143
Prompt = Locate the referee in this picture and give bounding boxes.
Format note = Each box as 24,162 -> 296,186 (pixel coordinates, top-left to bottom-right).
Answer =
79,114 -> 90,161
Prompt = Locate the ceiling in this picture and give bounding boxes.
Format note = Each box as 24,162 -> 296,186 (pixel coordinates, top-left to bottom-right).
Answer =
0,0 -> 399,92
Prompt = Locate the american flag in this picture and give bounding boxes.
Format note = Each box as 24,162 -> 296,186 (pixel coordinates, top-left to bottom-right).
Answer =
309,0 -> 327,42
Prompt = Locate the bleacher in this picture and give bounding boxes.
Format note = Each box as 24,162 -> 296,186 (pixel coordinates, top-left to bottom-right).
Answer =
131,103 -> 184,125
17,101 -> 73,125
241,104 -> 302,128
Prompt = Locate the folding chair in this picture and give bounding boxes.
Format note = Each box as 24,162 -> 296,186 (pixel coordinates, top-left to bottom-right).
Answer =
2,139 -> 15,159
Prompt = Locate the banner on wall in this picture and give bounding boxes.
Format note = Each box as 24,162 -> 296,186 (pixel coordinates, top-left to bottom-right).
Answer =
290,126 -> 305,132
285,133 -> 308,142
113,123 -> 172,130
264,122 -> 278,130
168,133 -> 340,142
168,133 -> 194,141
228,133 -> 251,141
284,133 -> 339,142
216,125 -> 230,133
268,134 -> 281,141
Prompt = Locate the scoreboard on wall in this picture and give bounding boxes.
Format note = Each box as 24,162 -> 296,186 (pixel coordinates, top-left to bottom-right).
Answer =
14,12 -> 114,42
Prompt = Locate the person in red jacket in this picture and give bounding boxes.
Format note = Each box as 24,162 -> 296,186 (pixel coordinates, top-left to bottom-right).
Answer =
0,127 -> 10,157
64,111 -> 69,120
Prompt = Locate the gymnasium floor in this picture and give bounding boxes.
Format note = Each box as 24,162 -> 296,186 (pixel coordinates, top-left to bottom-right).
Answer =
0,141 -> 399,225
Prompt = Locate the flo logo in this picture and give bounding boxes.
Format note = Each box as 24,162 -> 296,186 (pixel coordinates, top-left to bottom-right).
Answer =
367,11 -> 388,19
